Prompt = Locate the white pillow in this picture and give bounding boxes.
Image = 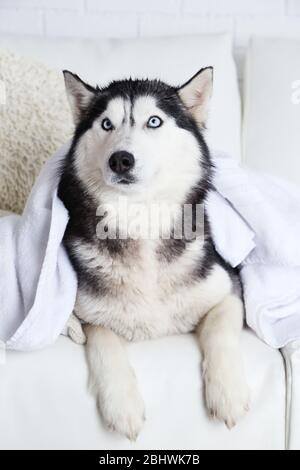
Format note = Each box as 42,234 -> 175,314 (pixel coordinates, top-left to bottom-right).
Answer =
0,33 -> 241,160
243,37 -> 300,186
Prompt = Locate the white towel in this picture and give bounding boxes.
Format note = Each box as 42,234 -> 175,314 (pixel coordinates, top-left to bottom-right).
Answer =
0,143 -> 77,351
207,152 -> 300,348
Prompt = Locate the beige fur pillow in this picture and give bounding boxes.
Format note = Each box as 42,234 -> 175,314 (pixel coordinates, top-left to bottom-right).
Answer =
0,49 -> 73,213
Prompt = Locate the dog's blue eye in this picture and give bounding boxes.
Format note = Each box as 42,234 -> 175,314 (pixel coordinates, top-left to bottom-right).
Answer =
147,116 -> 163,129
102,118 -> 113,131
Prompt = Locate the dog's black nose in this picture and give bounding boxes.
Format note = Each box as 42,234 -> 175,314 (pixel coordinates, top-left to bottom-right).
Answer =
109,151 -> 135,175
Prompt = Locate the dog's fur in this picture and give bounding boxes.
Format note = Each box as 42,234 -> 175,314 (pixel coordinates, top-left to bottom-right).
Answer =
58,68 -> 249,440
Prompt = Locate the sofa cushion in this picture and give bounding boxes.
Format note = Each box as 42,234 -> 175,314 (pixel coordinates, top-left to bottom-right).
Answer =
0,33 -> 241,159
0,330 -> 285,450
243,37 -> 300,186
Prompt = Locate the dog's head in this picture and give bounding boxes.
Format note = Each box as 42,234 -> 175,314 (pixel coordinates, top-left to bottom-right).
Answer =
64,68 -> 213,198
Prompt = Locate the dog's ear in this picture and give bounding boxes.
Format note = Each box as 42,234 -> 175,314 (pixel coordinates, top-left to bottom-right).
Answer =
63,70 -> 96,124
178,67 -> 213,126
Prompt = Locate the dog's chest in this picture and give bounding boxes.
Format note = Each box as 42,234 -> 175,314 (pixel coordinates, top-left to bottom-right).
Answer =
75,237 -> 231,340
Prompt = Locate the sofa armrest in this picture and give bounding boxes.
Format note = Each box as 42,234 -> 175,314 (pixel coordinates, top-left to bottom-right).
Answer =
281,341 -> 300,450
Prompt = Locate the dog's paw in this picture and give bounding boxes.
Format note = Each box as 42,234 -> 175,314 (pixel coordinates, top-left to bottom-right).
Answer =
203,359 -> 250,429
97,370 -> 145,441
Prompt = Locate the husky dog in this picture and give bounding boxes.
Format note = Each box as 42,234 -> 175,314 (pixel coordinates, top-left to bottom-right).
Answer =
58,68 -> 249,440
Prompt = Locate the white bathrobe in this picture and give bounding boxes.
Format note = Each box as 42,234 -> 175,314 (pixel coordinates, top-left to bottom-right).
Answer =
0,145 -> 299,350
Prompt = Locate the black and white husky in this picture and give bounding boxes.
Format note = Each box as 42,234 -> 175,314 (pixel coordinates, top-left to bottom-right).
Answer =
58,68 -> 249,440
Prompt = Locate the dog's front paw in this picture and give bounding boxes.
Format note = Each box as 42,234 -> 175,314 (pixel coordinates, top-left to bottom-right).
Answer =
97,370 -> 145,441
203,358 -> 250,429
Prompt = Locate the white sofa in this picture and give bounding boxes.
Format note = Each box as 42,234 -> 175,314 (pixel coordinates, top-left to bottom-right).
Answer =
0,33 -> 299,450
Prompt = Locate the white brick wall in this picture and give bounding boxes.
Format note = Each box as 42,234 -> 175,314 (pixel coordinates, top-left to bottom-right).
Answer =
0,0 -> 300,49
87,0 -> 181,15
45,11 -> 138,38
182,0 -> 286,16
